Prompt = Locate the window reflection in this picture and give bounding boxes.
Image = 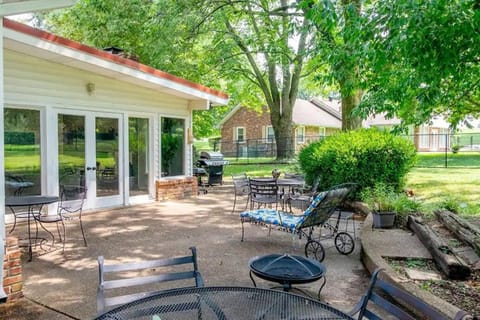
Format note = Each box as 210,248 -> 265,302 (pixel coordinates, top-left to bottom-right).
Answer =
96,117 -> 119,197
129,117 -> 149,196
161,118 -> 184,177
58,114 -> 86,188
4,108 -> 41,196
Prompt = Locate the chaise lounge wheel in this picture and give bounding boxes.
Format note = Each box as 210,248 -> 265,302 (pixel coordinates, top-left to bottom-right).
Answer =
305,240 -> 325,262
334,232 -> 355,255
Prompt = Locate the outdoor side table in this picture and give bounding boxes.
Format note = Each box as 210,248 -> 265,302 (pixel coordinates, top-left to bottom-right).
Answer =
5,195 -> 59,261
249,253 -> 327,299
94,286 -> 354,320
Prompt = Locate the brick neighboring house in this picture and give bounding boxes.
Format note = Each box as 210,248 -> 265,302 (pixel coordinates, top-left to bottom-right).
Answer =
219,96 -> 454,156
219,98 -> 342,157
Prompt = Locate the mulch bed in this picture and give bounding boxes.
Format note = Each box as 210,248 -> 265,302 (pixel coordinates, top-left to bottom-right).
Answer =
386,255 -> 480,316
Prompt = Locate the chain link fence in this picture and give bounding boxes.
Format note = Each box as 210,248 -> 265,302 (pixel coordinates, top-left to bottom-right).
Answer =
205,133 -> 480,168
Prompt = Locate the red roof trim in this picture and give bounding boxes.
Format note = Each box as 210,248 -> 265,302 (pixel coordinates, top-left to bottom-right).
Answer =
3,18 -> 228,100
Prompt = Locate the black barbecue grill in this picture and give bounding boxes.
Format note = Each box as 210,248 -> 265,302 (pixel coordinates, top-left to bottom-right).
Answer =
196,151 -> 229,186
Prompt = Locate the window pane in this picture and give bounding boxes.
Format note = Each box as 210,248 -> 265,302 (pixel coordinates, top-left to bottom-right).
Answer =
420,126 -> 429,148
236,127 -> 244,142
161,118 -> 184,177
96,117 -> 119,197
129,117 -> 149,196
4,108 -> 41,196
267,126 -> 274,143
58,114 -> 85,187
297,127 -> 305,143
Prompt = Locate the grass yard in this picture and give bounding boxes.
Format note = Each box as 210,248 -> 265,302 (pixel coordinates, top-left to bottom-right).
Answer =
224,163 -> 480,218
416,152 -> 480,168
406,167 -> 480,217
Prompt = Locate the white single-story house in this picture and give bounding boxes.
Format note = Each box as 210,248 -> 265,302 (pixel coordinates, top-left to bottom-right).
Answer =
1,18 -> 228,209
0,12 -> 228,299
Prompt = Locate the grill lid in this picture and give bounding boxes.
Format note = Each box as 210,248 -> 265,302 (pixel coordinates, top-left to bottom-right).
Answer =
200,151 -> 224,160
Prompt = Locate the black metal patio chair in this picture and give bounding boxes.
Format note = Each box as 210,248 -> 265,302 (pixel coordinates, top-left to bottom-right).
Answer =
36,185 -> 87,253
96,247 -> 204,314
349,268 -> 474,320
286,176 -> 320,212
248,178 -> 279,210
231,173 -> 250,213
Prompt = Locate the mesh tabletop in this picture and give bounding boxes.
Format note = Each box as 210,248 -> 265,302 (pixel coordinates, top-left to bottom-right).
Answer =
96,286 -> 354,320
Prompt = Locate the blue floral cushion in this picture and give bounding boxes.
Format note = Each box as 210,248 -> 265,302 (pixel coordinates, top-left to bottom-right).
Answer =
240,191 -> 327,230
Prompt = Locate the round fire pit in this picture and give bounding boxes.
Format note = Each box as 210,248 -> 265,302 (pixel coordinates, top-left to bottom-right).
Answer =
248,253 -> 326,299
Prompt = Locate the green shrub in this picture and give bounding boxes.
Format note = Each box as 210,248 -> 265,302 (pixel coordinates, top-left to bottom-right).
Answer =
451,144 -> 461,154
298,129 -> 417,195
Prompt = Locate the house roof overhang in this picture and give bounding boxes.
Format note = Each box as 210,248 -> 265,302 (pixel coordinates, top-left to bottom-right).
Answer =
0,0 -> 77,16
2,18 -> 229,109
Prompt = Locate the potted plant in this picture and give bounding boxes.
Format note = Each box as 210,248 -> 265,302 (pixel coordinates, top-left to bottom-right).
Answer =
361,183 -> 419,228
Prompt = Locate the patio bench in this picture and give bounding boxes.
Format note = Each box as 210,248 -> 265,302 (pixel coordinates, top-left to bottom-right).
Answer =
240,183 -> 357,262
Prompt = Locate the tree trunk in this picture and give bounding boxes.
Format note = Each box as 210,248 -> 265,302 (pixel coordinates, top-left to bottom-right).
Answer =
270,99 -> 294,160
407,216 -> 471,280
435,210 -> 480,255
341,90 -> 363,131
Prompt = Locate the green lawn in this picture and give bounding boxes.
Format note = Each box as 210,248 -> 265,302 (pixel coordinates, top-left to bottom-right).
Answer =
416,152 -> 480,167
406,167 -> 480,216
224,163 -> 480,218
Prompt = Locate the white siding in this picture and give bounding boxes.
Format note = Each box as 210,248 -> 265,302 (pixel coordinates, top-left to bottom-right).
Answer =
4,50 -> 190,118
4,49 -> 194,205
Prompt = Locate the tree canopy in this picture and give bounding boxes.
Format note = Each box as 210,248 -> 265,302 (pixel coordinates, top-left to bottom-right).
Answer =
358,0 -> 480,128
42,0 -> 480,142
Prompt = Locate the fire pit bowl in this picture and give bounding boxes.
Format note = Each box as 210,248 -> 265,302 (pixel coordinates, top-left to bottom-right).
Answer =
248,253 -> 326,298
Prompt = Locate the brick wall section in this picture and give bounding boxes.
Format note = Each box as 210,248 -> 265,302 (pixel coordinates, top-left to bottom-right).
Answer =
3,237 -> 23,301
221,106 -> 271,155
155,177 -> 198,200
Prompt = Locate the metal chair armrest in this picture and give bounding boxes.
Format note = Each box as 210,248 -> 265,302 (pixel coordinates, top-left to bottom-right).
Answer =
196,272 -> 205,287
347,296 -> 365,319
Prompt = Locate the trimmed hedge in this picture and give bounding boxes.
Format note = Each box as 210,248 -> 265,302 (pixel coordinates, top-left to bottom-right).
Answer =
5,131 -> 35,145
298,129 -> 417,194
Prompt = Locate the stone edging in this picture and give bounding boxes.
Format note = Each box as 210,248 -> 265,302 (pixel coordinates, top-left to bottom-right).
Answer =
360,214 -> 463,319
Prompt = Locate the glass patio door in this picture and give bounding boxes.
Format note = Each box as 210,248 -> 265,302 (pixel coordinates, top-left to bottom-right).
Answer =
58,112 -> 123,209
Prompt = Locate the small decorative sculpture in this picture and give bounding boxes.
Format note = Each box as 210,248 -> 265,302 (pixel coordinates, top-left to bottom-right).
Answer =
272,168 -> 281,179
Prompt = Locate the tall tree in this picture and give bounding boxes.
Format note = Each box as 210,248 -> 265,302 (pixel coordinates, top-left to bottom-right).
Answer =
155,0 -> 319,159
304,0 -> 365,130
359,0 -> 480,128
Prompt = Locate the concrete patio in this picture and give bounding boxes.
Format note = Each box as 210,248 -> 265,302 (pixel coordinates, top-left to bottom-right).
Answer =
1,184 -> 369,319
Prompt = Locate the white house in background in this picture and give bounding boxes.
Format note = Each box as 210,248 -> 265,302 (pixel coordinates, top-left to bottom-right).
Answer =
363,113 -> 451,152
1,18 -> 228,211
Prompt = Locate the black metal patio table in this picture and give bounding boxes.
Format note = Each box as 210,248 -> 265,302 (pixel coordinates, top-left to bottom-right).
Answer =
251,177 -> 305,210
5,195 -> 59,261
94,286 -> 354,320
